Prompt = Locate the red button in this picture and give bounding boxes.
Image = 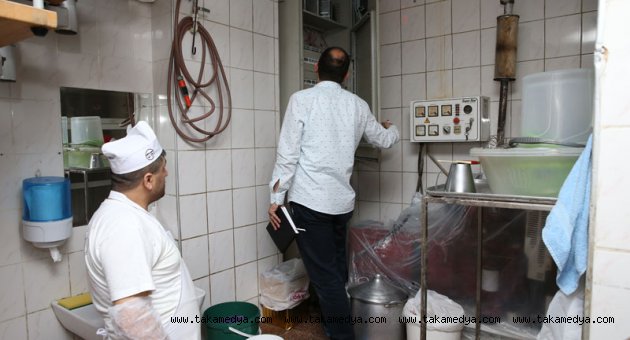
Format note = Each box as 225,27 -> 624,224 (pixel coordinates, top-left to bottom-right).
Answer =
453,117 -> 460,124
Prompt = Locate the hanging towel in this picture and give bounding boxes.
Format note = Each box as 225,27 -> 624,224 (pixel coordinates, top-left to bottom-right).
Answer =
542,135 -> 592,295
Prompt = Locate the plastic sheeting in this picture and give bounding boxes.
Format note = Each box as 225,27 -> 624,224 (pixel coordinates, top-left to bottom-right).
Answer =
348,193 -> 560,338
348,193 -> 476,296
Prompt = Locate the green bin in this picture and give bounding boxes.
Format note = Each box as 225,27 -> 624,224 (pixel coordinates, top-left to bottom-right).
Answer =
203,301 -> 260,339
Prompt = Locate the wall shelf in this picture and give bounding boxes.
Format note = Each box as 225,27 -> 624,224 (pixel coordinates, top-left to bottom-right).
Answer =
0,0 -> 57,47
303,10 -> 346,33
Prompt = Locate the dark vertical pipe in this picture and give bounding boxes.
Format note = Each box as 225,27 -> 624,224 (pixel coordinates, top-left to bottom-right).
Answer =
497,80 -> 510,146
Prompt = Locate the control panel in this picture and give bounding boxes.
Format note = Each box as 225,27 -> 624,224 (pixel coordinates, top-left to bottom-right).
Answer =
410,96 -> 490,142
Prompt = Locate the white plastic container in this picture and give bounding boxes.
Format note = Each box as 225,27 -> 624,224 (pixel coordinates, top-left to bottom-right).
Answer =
470,147 -> 583,197
60,116 -> 68,145
521,69 -> 594,145
70,116 -> 104,145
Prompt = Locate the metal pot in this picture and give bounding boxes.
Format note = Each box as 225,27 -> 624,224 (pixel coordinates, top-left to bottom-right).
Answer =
348,274 -> 407,340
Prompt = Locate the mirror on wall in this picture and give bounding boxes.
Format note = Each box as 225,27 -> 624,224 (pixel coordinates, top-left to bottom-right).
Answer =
59,87 -> 153,226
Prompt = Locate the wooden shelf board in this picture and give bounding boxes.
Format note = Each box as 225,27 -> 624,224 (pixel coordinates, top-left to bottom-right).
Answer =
0,0 -> 57,47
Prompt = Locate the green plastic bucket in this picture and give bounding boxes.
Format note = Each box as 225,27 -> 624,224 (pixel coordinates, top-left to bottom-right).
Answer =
203,302 -> 260,339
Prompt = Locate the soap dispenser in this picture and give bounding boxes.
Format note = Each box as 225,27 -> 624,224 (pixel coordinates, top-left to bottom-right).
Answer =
22,177 -> 73,262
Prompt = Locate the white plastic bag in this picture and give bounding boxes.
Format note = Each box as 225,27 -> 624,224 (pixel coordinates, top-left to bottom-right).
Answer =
537,286 -> 584,340
403,289 -> 465,332
259,258 -> 310,311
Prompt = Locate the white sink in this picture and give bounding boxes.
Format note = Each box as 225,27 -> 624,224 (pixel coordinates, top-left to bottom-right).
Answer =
51,302 -> 104,340
52,287 -> 206,339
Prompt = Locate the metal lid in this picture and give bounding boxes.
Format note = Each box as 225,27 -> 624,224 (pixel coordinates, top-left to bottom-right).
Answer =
348,274 -> 407,304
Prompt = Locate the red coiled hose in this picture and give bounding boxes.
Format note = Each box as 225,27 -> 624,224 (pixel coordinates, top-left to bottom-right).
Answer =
167,0 -> 231,143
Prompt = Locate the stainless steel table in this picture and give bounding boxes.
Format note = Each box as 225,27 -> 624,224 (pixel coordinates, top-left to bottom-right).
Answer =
64,167 -> 111,225
419,182 -> 557,340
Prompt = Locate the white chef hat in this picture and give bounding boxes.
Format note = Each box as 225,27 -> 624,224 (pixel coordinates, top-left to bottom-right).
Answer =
102,121 -> 164,175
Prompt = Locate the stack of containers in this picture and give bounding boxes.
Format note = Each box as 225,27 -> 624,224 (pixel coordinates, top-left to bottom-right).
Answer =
471,69 -> 594,197
65,116 -> 106,169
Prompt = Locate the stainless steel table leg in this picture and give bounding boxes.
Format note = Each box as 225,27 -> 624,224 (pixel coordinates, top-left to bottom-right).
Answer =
420,196 -> 428,340
82,171 -> 89,225
476,207 -> 483,339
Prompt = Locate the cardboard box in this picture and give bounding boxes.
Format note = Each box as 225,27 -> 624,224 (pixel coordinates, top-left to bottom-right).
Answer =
261,302 -> 308,330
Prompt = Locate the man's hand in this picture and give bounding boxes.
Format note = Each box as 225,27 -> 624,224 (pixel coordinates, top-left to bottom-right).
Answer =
381,120 -> 392,129
268,203 -> 282,230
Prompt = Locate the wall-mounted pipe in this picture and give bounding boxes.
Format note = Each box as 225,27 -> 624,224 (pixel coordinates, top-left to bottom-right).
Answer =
491,0 -> 519,148
494,14 -> 518,81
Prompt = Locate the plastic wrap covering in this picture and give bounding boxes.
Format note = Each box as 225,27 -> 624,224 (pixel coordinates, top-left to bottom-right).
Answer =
348,193 -> 476,296
447,208 -> 557,340
350,194 -> 558,339
108,296 -> 167,340
259,258 -> 310,311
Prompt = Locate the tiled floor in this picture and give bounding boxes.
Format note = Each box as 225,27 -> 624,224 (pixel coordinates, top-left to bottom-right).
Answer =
259,302 -> 328,340
260,317 -> 328,340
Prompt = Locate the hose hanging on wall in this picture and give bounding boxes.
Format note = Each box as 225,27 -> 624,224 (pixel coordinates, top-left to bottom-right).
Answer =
167,0 -> 231,143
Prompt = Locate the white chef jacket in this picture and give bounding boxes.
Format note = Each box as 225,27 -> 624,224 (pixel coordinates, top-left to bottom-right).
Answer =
270,81 -> 400,214
85,191 -> 191,339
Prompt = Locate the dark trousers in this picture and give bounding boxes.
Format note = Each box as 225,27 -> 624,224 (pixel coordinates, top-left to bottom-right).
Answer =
290,202 -> 355,340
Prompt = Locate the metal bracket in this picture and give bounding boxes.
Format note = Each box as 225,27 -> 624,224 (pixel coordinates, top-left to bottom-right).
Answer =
189,0 -> 211,55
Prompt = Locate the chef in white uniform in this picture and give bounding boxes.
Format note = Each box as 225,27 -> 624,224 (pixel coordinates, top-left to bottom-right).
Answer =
85,121 -> 200,340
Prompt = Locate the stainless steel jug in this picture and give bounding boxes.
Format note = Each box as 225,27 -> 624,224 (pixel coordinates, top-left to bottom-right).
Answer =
444,162 -> 476,193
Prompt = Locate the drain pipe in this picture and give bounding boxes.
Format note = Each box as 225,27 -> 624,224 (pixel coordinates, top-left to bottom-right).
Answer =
489,0 -> 519,148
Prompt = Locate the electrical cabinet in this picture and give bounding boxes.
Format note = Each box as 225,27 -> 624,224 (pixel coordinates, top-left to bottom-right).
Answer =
279,0 -> 381,162
279,0 -> 380,124
278,0 -> 381,259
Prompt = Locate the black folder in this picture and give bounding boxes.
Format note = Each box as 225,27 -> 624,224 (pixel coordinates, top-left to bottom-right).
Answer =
266,206 -> 299,253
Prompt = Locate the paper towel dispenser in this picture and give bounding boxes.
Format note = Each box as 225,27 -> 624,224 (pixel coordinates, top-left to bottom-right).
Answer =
22,176 -> 73,262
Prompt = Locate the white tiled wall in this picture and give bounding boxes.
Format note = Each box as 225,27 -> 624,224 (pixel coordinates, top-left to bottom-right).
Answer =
355,0 -> 598,224
0,0 -> 280,338
589,0 -> 630,336
0,0 -> 156,338
153,0 -> 282,317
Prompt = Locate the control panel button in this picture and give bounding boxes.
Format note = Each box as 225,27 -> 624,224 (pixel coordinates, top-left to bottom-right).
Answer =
443,126 -> 451,134
454,125 -> 462,134
453,117 -> 460,124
